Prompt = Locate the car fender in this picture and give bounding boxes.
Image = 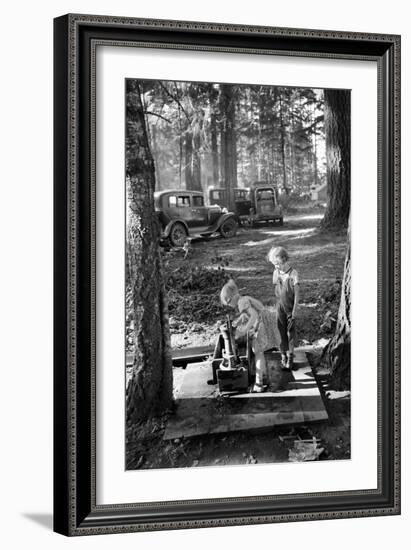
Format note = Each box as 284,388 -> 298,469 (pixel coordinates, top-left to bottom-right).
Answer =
163,218 -> 189,238
209,212 -> 238,233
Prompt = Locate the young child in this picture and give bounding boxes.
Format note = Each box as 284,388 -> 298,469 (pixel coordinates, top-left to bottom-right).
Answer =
220,279 -> 280,392
267,246 -> 300,370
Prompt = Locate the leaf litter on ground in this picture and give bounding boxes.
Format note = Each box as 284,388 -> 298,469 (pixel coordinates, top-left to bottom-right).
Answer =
288,437 -> 324,462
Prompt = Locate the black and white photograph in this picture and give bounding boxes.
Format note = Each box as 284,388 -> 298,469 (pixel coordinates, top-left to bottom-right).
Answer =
125,78 -> 351,470
0,0 -> 404,543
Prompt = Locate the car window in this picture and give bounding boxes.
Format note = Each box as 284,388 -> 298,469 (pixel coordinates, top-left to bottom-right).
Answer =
177,196 -> 190,207
256,189 -> 274,200
192,196 -> 204,207
235,190 -> 249,199
168,195 -> 190,207
210,190 -> 225,200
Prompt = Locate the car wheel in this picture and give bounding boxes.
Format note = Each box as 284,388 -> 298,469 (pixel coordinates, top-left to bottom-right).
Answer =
169,222 -> 188,247
220,217 -> 238,238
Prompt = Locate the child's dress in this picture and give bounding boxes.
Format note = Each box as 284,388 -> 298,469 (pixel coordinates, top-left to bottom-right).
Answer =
235,296 -> 280,353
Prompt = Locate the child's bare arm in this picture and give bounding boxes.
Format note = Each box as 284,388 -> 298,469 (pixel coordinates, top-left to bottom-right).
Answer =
232,313 -> 248,327
292,284 -> 300,318
272,270 -> 279,302
238,307 -> 259,335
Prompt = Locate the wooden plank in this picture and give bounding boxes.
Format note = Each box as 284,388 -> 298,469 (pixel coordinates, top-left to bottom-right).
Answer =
177,363 -> 216,399
164,397 -> 306,440
293,350 -> 309,366
164,399 -> 213,439
126,345 -> 215,368
292,358 -> 328,423
292,363 -> 316,381
172,345 -> 214,361
175,358 -> 314,400
172,368 -> 186,399
302,410 -> 329,422
164,348 -> 328,439
127,346 -> 308,368
211,411 -> 305,435
298,393 -> 329,423
220,395 -> 306,414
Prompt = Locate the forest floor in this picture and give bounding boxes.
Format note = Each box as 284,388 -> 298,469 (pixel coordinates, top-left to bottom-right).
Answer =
126,205 -> 351,470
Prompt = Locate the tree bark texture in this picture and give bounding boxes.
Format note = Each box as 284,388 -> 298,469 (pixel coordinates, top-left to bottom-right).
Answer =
220,84 -> 238,211
279,94 -> 289,194
125,80 -> 173,424
312,102 -> 319,188
210,111 -> 219,184
150,124 -> 161,189
321,89 -> 351,230
323,222 -> 351,389
191,129 -> 202,191
184,131 -> 193,189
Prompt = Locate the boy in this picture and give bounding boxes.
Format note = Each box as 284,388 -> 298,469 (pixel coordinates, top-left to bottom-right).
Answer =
267,246 -> 300,370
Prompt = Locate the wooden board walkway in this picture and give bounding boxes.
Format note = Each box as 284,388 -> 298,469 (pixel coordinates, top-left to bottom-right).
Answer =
126,345 -> 214,368
164,349 -> 328,440
126,345 -> 214,387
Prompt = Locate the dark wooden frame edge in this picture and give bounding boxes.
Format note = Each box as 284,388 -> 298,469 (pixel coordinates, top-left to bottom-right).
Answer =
53,13 -> 401,536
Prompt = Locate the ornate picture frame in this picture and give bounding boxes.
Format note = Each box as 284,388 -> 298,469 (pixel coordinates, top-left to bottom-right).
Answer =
53,14 -> 400,536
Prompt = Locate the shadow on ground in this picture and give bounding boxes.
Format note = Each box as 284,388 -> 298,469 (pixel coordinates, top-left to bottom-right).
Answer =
23,513 -> 53,530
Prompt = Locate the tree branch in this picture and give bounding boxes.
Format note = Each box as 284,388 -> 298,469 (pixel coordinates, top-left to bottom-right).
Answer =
144,110 -> 172,124
159,82 -> 191,122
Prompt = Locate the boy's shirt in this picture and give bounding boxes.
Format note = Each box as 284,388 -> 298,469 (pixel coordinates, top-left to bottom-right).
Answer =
273,266 -> 299,312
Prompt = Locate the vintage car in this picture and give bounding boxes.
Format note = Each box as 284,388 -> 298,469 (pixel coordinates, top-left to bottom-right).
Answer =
154,189 -> 238,247
208,187 -> 252,220
249,182 -> 283,225
208,183 -> 283,225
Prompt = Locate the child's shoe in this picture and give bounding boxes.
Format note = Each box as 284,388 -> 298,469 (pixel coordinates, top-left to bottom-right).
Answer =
251,383 -> 266,393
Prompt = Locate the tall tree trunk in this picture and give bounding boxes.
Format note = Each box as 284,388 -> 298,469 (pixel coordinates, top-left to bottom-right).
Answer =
271,140 -> 276,186
219,130 -> 226,184
177,103 -> 183,188
220,84 -> 237,210
279,93 -> 289,194
207,84 -> 220,186
191,130 -> 202,191
125,80 -> 173,424
150,124 -> 161,190
290,108 -> 296,190
257,91 -> 263,180
210,111 -> 219,184
186,84 -> 202,191
321,89 -> 351,230
184,131 -> 193,189
312,103 -> 318,189
323,221 -> 351,389
218,87 -> 226,185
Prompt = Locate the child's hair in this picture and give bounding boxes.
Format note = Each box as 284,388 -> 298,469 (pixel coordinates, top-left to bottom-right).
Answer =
267,246 -> 289,264
220,279 -> 239,306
